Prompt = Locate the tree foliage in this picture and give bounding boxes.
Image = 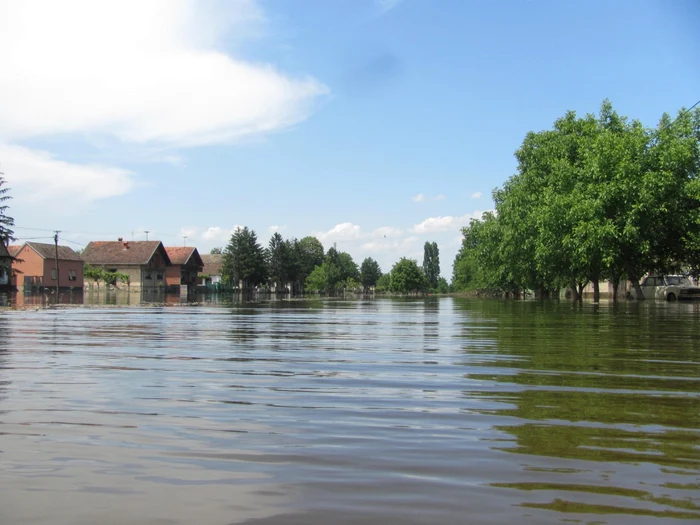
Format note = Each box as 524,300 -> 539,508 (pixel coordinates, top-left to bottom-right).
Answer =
422,241 -> 440,290
360,257 -> 382,291
0,175 -> 15,246
222,227 -> 267,290
452,101 -> 700,300
304,246 -> 359,294
389,258 -> 428,294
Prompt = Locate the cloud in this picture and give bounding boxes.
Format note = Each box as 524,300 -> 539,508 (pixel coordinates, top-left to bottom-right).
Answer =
201,226 -> 242,242
412,193 -> 446,203
362,235 -> 418,253
471,192 -> 483,199
179,227 -> 198,240
0,0 -> 328,147
377,0 -> 404,13
371,226 -> 403,238
411,211 -> 485,234
313,222 -> 362,242
0,143 -> 135,206
268,225 -> 287,233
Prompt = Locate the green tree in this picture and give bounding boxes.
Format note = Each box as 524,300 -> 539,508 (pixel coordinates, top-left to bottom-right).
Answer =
422,241 -> 440,290
267,232 -> 290,292
210,247 -> 223,254
337,251 -> 359,281
436,277 -> 450,294
84,264 -> 105,290
375,273 -> 391,292
389,258 -> 428,294
222,227 -> 268,292
0,175 -> 15,246
298,236 -> 325,287
360,257 -> 382,292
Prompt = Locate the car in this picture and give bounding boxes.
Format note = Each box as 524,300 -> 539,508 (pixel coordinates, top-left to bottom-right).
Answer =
630,275 -> 700,301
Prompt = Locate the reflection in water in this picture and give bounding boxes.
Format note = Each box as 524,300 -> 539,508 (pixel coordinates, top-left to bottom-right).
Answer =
0,299 -> 698,524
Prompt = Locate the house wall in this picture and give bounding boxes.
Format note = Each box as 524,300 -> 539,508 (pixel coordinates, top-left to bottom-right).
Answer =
11,248 -> 44,289
43,260 -> 84,288
165,265 -> 182,287
84,265 -> 143,290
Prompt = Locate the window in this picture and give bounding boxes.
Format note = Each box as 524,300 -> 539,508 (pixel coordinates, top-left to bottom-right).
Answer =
51,268 -> 57,280
68,270 -> 77,281
145,272 -> 152,280
156,273 -> 163,281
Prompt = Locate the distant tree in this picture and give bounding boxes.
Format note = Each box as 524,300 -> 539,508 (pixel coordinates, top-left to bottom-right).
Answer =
305,263 -> 330,293
210,247 -> 223,255
84,264 -> 105,290
360,257 -> 382,292
436,277 -> 450,294
390,258 -> 428,294
375,273 -> 391,292
337,251 -> 359,281
298,236 -> 325,281
267,232 -> 290,292
222,227 -> 268,292
0,174 -> 15,247
422,241 -> 440,290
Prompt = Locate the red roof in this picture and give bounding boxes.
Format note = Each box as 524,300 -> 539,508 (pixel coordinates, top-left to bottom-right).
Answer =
82,241 -> 171,266
200,253 -> 223,276
8,245 -> 22,257
165,246 -> 203,267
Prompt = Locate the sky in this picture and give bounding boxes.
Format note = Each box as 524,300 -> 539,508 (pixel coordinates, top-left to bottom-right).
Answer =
1,0 -> 699,277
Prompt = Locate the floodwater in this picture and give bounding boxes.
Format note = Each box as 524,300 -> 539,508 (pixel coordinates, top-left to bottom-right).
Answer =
0,298 -> 699,524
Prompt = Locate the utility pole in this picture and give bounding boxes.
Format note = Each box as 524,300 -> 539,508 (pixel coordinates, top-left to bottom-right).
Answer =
144,230 -> 150,241
54,231 -> 60,301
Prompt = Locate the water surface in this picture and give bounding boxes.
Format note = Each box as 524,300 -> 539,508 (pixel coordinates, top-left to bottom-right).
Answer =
1,298 -> 699,524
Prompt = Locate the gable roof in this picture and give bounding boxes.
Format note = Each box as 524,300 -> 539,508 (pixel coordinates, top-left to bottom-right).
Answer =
21,242 -> 83,261
200,253 -> 223,276
165,246 -> 204,268
8,245 -> 21,257
82,241 -> 172,266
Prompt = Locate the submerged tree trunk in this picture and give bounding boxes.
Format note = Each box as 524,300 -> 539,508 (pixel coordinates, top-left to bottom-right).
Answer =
569,281 -> 580,301
592,280 -> 600,303
612,281 -> 619,302
631,279 -> 644,300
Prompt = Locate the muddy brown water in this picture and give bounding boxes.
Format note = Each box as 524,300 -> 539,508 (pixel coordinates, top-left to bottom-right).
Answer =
1,298 -> 699,524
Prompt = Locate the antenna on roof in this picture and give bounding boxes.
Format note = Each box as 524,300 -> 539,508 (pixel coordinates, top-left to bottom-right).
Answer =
144,230 -> 150,241
183,236 -> 187,247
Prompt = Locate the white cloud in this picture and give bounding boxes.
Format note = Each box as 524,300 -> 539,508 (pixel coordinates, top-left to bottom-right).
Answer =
0,0 -> 328,147
377,0 -> 404,13
411,210 -> 485,234
0,143 -> 135,206
434,194 -> 446,201
412,193 -> 425,202
179,227 -> 198,240
371,226 -> 403,238
412,193 -> 446,203
201,225 -> 242,242
313,222 -> 362,242
268,225 -> 287,233
362,235 -> 418,253
471,192 -> 483,199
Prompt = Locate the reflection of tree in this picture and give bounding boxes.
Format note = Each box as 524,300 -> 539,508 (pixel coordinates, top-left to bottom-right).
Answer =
453,298 -> 700,518
0,317 -> 8,402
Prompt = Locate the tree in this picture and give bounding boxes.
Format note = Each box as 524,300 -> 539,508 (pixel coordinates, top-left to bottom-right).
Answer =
389,258 -> 428,294
0,175 -> 15,247
436,277 -> 450,294
422,241 -> 440,290
267,232 -> 290,292
375,273 -> 391,292
360,257 -> 382,292
222,227 -> 268,292
84,264 -> 105,290
298,236 -> 325,287
210,247 -> 223,255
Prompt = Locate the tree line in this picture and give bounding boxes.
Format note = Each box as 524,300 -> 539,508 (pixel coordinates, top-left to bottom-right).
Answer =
452,101 -> 700,301
220,227 -> 449,294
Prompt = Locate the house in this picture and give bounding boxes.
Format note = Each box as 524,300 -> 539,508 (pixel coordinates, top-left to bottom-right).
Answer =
82,240 -> 172,291
0,241 -> 12,289
164,246 -> 204,293
199,253 -> 223,286
9,242 -> 84,291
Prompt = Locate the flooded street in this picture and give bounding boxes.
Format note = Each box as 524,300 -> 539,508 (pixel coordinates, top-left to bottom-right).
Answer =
1,298 -> 699,524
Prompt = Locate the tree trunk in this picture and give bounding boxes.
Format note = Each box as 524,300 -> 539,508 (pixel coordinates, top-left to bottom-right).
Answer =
592,280 -> 600,303
577,282 -> 585,300
612,281 -> 619,302
631,279 -> 644,300
569,281 -> 580,301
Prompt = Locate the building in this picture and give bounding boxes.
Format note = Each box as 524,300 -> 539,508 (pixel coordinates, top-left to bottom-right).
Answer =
82,240 -> 172,291
199,253 -> 223,286
164,246 -> 204,293
0,241 -> 12,289
9,242 -> 84,291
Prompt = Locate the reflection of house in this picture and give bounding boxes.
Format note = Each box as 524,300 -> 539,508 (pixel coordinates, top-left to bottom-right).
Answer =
82,240 -> 171,291
9,242 -> 84,291
199,254 -> 223,285
164,247 -> 204,293
0,241 -> 12,289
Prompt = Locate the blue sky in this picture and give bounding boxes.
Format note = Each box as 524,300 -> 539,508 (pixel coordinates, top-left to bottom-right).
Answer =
2,0 -> 698,277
